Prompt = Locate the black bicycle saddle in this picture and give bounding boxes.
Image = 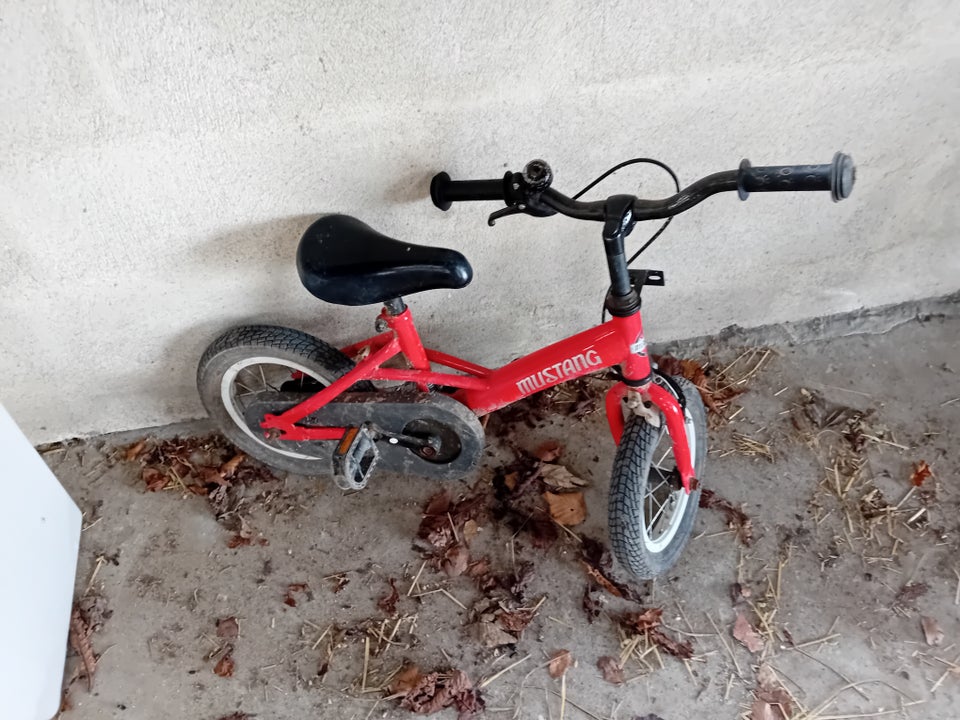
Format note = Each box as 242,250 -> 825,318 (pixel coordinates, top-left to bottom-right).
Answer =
297,215 -> 473,306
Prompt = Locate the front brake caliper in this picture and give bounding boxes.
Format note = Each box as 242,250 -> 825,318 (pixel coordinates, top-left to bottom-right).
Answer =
624,388 -> 661,428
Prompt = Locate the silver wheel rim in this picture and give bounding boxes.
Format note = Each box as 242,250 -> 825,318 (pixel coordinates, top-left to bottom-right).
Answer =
220,356 -> 335,461
642,409 -> 697,553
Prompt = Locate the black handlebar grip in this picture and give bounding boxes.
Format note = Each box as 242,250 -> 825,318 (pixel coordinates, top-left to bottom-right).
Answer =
737,152 -> 855,202
430,173 -> 508,211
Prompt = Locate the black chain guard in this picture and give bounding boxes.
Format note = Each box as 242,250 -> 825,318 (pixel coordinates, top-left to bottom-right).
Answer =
242,390 -> 485,480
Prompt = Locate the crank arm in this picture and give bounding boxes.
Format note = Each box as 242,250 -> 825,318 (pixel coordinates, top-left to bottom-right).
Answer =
367,425 -> 442,453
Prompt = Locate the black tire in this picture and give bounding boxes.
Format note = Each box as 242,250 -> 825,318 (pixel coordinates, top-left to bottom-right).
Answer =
608,375 -> 707,579
197,325 -> 372,476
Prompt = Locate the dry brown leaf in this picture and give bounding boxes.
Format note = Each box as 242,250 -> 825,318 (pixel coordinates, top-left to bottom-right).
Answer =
423,489 -> 451,516
497,608 -> 536,634
911,460 -> 933,487
548,649 -> 573,678
395,668 -> 484,718
757,663 -> 779,689
622,608 -> 663,633
124,439 -> 146,462
596,656 -> 624,684
69,607 -> 97,690
895,582 -> 929,607
214,648 -> 235,677
733,613 -> 765,653
543,490 -> 586,526
441,544 -> 470,577
462,519 -> 479,544
216,616 -> 239,640
142,467 -> 168,492
219,453 -> 245,479
378,578 -> 400,615
283,582 -> 312,607
751,694 -> 792,720
214,713 -> 256,720
540,464 -> 589,490
503,471 -> 519,491
534,441 -> 564,462
472,621 -> 518,648
921,615 -> 944,646
582,584 -> 604,622
649,628 -> 695,659
390,663 -> 423,695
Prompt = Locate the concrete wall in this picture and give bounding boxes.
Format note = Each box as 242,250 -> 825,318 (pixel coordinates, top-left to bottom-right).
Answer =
2,1 -> 958,443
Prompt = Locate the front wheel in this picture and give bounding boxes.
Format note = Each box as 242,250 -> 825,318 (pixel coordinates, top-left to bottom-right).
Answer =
608,375 -> 707,579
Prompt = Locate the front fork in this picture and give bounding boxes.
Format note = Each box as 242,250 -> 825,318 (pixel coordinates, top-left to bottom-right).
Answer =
604,380 -> 697,494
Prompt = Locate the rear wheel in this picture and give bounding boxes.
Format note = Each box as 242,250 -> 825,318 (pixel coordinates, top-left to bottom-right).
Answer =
608,376 -> 707,579
197,325 -> 372,476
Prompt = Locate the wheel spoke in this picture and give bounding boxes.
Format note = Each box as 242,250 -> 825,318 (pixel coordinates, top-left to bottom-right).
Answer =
648,494 -> 674,533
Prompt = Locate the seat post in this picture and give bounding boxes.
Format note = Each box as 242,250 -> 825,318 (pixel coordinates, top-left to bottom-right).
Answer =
383,297 -> 407,316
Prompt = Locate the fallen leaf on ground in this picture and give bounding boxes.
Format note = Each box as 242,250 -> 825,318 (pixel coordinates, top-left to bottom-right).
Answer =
581,584 -> 604,622
394,667 -> 485,719
124,439 -> 146,462
597,656 -> 624,684
497,608 -> 537,634
895,582 -> 929,606
543,490 -> 586,525
534,441 -> 564,462
540,464 -> 589,490
214,713 -> 256,720
650,628 -> 694,659
377,578 -> 400,615
529,515 -> 559,550
472,621 -> 518,648
463,519 -> 479,543
142,467 -> 168,492
910,460 -> 933,487
733,613 -> 765,653
752,690 -> 792,720
921,616 -> 944,646
389,663 -> 423,695
216,616 -> 239,640
214,648 -> 235,677
700,488 -> 753,545
441,544 -> 470,577
548,649 -> 573,678
227,533 -> 253,548
68,606 -> 97,690
219,453 -> 245,480
283,582 -> 312,607
621,608 -> 663,633
653,354 -> 746,415
423,489 -> 452,516
633,715 -> 667,720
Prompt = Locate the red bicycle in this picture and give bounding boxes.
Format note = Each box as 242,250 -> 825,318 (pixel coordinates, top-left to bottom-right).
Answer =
198,153 -> 855,578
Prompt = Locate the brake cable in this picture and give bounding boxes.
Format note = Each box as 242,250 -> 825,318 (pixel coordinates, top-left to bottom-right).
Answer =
571,158 -> 680,323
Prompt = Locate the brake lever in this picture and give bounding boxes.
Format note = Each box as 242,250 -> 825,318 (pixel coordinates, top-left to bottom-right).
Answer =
487,206 -> 524,226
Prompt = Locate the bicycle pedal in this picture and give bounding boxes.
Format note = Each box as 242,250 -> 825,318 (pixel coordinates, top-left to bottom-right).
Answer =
332,425 -> 380,491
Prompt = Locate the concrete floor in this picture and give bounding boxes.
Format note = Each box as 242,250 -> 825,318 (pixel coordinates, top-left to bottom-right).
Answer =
51,311 -> 960,720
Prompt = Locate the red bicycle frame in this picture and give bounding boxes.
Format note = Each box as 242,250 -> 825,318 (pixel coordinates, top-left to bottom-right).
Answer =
259,303 -> 697,492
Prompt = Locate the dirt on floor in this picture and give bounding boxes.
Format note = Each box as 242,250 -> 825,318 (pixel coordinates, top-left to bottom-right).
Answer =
48,312 -> 960,720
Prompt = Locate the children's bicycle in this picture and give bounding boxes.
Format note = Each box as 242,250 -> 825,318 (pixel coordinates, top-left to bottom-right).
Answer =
198,152 -> 855,578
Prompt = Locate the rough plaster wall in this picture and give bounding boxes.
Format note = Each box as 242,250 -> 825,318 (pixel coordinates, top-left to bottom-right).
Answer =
1,1 -> 958,442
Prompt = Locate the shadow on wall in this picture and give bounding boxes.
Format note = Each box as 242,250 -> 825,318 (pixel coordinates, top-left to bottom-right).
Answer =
382,168 -> 438,206
188,214 -> 321,271
162,213 -> 345,424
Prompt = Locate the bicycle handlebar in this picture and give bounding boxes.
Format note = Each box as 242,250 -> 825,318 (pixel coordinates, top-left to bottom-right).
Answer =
430,152 -> 855,223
